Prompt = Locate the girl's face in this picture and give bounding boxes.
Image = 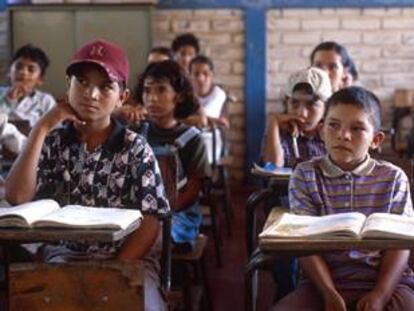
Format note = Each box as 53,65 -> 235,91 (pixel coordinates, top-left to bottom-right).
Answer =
312,49 -> 345,92
287,89 -> 325,132
142,77 -> 178,122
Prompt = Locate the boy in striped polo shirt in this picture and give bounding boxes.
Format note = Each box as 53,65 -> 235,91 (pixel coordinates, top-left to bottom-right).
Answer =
273,86 -> 414,311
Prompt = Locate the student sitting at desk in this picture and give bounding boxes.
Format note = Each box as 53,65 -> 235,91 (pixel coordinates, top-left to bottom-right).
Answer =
5,39 -> 170,311
273,86 -> 414,311
0,44 -> 56,139
263,67 -> 332,168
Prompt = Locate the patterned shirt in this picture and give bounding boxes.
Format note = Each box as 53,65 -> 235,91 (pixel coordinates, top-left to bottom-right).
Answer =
280,129 -> 326,168
36,120 -> 170,259
290,155 -> 414,290
0,86 -> 56,127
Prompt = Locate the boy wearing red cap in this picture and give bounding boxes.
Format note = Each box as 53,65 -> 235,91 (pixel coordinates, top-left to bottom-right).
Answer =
5,39 -> 169,311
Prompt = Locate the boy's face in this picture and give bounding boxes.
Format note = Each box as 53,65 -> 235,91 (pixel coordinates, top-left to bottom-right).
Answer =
190,63 -> 214,97
287,89 -> 325,133
147,52 -> 170,64
312,50 -> 345,92
175,45 -> 197,72
142,77 -> 177,122
66,64 -> 128,123
10,57 -> 43,91
322,103 -> 384,171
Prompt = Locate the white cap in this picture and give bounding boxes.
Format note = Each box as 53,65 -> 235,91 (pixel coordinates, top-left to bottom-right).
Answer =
285,67 -> 332,101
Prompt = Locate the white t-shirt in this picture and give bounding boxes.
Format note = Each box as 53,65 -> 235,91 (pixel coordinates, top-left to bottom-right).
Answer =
198,85 -> 226,119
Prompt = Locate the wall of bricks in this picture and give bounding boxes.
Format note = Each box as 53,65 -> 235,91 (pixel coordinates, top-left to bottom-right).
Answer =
154,9 -> 246,182
267,7 -> 414,128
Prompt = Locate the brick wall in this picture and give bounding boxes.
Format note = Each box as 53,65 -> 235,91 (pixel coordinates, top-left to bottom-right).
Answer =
267,7 -> 414,128
154,9 -> 246,182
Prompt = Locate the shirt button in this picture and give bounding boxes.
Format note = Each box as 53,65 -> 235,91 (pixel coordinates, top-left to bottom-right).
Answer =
345,187 -> 351,191
344,202 -> 350,207
345,174 -> 351,180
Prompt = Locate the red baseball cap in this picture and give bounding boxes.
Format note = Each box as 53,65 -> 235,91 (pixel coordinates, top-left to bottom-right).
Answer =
66,39 -> 129,84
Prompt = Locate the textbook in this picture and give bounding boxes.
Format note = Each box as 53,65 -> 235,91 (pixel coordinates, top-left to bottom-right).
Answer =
259,211 -> 414,240
0,199 -> 143,231
251,163 -> 292,178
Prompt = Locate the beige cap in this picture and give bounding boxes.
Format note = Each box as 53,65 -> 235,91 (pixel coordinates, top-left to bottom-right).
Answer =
285,67 -> 332,101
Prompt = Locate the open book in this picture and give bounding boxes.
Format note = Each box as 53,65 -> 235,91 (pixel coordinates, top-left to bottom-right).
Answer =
0,199 -> 143,231
259,211 -> 414,240
251,163 -> 292,179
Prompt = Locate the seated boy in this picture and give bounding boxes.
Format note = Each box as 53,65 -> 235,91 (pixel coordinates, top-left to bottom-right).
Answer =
147,46 -> 174,64
189,55 -> 229,128
273,86 -> 414,311
263,66 -> 332,168
5,39 -> 169,311
0,44 -> 55,154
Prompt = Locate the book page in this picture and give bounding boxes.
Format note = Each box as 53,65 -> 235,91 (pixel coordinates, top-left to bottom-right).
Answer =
32,205 -> 143,230
361,213 -> 414,240
259,212 -> 366,239
0,199 -> 60,227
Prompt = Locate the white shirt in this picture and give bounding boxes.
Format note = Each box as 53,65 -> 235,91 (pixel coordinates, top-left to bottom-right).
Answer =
198,85 -> 226,119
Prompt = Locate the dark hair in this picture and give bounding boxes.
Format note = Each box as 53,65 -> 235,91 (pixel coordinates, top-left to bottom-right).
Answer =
134,60 -> 199,119
189,55 -> 214,73
325,86 -> 382,131
347,57 -> 359,81
171,33 -> 200,54
11,44 -> 50,76
148,46 -> 174,61
310,41 -> 351,69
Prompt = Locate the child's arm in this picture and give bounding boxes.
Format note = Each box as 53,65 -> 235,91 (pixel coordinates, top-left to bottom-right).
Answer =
262,113 -> 305,167
300,256 -> 347,311
356,250 -> 410,311
116,214 -> 160,261
175,176 -> 202,212
5,101 -> 81,204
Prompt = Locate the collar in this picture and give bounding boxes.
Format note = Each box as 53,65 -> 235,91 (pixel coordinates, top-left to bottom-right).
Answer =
319,154 -> 376,178
61,118 -> 126,152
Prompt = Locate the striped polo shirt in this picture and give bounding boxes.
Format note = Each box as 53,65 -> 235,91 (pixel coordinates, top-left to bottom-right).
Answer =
289,155 -> 414,290
280,129 -> 326,168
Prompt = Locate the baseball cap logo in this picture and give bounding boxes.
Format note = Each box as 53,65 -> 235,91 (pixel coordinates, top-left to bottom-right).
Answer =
89,44 -> 105,58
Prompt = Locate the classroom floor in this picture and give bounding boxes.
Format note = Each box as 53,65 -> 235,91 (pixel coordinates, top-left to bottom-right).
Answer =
204,186 -> 275,311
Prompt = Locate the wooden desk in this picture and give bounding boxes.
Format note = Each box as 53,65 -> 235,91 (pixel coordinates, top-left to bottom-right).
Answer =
245,208 -> 414,311
0,227 -> 144,311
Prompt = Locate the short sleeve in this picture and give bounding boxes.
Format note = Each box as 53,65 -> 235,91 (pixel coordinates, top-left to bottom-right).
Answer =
182,134 -> 211,179
289,163 -> 319,216
389,168 -> 414,217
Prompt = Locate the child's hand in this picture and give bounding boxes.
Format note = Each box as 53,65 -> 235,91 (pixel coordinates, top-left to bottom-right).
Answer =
323,290 -> 347,311
269,113 -> 305,137
356,289 -> 387,311
37,97 -> 83,132
113,105 -> 147,124
7,83 -> 30,102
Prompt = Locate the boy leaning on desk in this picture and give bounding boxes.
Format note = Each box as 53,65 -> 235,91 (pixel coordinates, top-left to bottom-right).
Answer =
272,86 -> 414,311
5,39 -> 170,311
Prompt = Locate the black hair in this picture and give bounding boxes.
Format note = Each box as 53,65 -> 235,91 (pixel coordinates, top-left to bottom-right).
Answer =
11,44 -> 50,77
189,55 -> 214,73
325,86 -> 382,131
171,33 -> 200,54
148,46 -> 174,61
310,41 -> 352,69
134,60 -> 199,119
346,57 -> 359,81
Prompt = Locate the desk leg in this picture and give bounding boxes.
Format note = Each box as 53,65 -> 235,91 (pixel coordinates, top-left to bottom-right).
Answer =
246,188 -> 273,256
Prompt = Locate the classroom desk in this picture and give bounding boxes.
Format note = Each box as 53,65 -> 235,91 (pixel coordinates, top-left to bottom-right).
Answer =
246,173 -> 290,256
0,226 -> 144,311
245,208 -> 414,311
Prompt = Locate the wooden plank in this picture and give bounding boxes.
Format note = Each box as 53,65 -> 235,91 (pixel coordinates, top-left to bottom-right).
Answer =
9,261 -> 144,311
